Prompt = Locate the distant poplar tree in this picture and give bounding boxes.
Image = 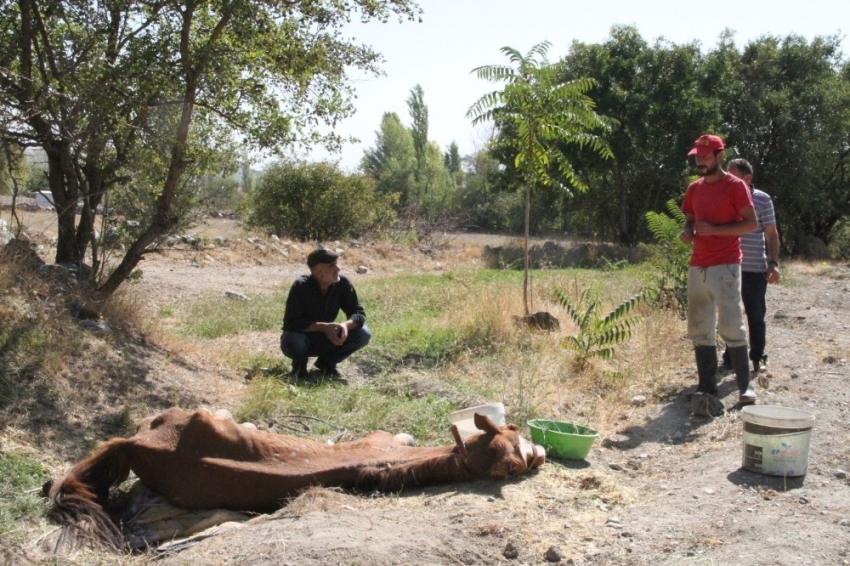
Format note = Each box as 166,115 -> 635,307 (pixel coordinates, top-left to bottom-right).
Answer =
444,142 -> 461,174
407,84 -> 429,179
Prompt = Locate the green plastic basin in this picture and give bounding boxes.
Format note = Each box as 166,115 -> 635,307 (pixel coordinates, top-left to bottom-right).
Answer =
527,419 -> 598,460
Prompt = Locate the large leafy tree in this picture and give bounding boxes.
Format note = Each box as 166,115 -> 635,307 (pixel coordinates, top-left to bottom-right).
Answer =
467,41 -> 613,316
717,34 -> 850,253
0,0 -> 420,297
558,26 -> 716,244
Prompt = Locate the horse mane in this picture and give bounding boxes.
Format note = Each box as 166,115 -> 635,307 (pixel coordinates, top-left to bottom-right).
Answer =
358,420 -> 529,492
356,448 -> 469,493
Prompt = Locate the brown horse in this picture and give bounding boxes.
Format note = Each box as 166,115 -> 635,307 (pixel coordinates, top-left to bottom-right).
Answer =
45,407 -> 545,550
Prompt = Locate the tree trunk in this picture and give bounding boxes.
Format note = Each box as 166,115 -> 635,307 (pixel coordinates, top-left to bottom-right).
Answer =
45,144 -> 80,264
96,94 -> 196,298
523,182 -> 531,317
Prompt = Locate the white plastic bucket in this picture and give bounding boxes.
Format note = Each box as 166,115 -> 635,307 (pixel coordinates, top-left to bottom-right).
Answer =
450,403 -> 505,439
741,406 -> 815,477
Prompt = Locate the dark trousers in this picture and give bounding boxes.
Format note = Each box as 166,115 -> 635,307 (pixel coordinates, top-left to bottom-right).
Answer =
741,271 -> 768,363
280,325 -> 371,369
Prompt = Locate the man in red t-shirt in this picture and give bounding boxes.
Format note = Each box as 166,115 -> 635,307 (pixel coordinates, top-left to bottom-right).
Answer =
679,134 -> 757,416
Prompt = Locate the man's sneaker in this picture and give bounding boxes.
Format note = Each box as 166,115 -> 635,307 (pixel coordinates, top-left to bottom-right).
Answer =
739,385 -> 757,405
314,359 -> 341,378
691,392 -> 724,417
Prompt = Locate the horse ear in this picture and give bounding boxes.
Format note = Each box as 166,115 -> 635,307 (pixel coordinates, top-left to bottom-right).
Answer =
473,413 -> 500,434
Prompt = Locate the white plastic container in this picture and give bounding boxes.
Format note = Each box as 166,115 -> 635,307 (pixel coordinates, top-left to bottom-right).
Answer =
450,403 -> 506,439
741,406 -> 815,477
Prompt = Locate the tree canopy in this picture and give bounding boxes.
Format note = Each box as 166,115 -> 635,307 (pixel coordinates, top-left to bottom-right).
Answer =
0,0 -> 420,296
467,41 -> 612,316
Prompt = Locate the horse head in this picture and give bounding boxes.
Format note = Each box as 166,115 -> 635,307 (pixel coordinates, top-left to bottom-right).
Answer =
452,413 -> 546,478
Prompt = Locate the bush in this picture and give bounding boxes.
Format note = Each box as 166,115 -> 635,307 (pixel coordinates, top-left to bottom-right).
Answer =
245,160 -> 397,241
828,218 -> 850,259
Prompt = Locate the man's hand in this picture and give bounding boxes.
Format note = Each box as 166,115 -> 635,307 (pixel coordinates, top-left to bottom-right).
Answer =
766,264 -> 780,284
693,220 -> 714,235
679,229 -> 694,245
325,323 -> 347,346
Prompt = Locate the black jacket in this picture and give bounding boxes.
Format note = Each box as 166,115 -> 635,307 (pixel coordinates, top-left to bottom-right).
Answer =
281,274 -> 366,332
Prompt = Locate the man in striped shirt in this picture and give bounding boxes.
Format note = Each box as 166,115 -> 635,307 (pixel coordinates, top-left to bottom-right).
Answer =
721,158 -> 781,375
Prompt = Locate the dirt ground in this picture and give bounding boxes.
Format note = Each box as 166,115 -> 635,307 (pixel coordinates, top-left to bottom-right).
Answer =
145,256 -> 850,566
5,209 -> 850,565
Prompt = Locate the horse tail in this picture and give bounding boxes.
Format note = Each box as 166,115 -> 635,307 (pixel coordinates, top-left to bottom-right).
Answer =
43,438 -> 133,551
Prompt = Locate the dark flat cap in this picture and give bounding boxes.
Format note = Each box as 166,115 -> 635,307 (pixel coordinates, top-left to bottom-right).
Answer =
307,248 -> 339,268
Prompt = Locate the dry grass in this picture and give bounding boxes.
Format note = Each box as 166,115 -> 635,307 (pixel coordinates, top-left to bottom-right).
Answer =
384,267 -> 694,438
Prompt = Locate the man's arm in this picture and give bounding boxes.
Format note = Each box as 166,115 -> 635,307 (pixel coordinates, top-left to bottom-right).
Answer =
680,214 -> 695,245
308,278 -> 365,346
694,205 -> 757,236
282,277 -> 327,333
765,223 -> 781,283
339,278 -> 366,329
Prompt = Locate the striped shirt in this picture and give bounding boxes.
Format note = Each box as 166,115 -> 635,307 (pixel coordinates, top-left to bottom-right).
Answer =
741,186 -> 777,273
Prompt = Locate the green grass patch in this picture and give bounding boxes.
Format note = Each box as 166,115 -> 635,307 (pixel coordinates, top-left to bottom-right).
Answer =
182,266 -> 652,371
0,452 -> 50,541
185,292 -> 287,338
237,376 -> 458,445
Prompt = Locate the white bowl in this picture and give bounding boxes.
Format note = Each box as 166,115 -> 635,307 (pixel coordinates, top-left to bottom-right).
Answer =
450,403 -> 506,439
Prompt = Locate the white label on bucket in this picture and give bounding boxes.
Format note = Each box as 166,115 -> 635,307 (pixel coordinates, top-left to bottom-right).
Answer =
742,431 -> 811,477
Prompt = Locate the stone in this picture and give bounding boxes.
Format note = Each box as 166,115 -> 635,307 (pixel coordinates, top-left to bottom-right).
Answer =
225,290 -> 249,301
630,395 -> 647,407
356,265 -> 369,274
544,545 -> 564,562
503,541 -> 519,559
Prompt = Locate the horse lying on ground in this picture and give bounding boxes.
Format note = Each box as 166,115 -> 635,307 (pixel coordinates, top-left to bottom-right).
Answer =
45,407 -> 546,551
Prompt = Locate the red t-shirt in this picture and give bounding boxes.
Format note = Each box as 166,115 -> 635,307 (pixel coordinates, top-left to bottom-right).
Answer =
681,173 -> 753,267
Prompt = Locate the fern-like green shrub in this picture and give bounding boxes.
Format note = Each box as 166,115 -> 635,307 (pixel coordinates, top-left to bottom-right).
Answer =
641,198 -> 691,317
555,285 -> 651,370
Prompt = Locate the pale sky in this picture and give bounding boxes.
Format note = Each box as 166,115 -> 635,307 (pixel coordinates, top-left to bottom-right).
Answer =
300,0 -> 847,171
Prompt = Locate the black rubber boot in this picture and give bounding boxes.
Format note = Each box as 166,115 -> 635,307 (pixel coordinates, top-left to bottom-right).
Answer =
694,346 -> 719,396
729,345 -> 756,404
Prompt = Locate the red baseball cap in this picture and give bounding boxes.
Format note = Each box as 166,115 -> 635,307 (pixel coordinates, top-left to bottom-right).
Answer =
688,134 -> 725,156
